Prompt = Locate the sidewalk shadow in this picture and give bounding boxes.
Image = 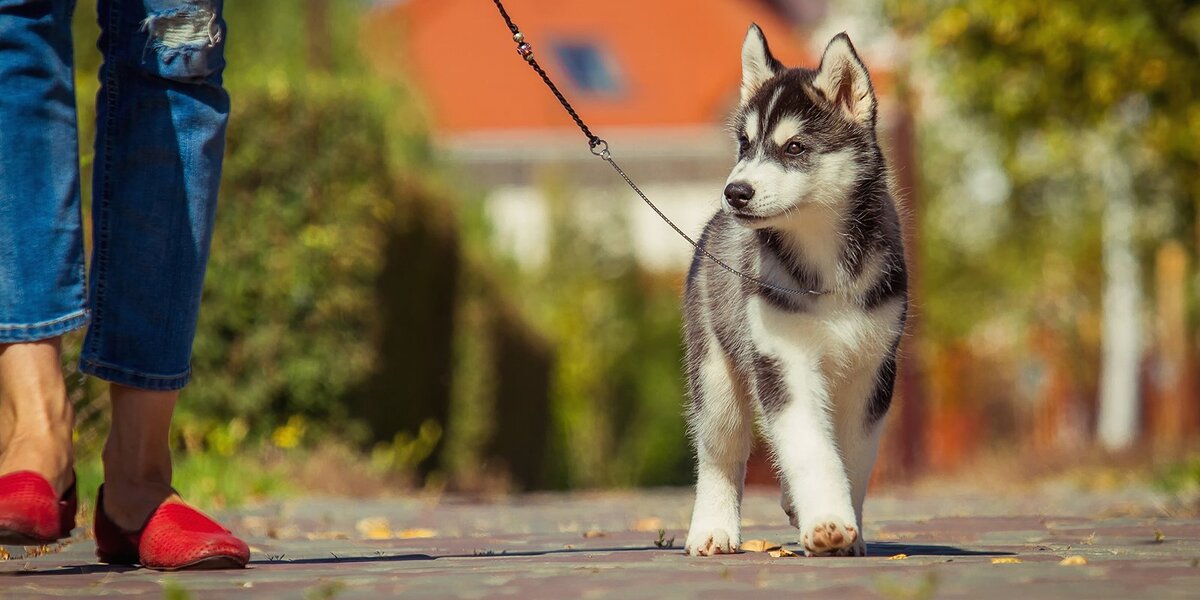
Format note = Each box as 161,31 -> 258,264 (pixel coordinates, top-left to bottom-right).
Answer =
1,547 -> 668,575
275,545 -> 666,565
3,543 -> 1011,575
867,542 -> 1015,557
0,564 -> 140,576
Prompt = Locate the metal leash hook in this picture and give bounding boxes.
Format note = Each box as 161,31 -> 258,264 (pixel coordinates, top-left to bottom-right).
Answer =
589,139 -> 610,159
490,0 -> 823,297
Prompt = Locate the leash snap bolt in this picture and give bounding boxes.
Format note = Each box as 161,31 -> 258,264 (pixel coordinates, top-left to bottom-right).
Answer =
589,139 -> 610,159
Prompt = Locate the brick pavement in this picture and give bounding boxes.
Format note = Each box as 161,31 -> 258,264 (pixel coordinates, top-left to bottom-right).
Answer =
2,481 -> 1198,598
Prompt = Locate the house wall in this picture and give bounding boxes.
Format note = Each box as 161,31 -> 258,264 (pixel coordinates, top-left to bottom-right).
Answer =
449,103 -> 903,274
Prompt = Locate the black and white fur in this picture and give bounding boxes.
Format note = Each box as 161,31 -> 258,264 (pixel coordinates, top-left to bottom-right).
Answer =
683,27 -> 907,557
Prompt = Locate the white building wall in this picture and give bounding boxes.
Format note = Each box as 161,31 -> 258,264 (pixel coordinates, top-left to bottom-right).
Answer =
484,182 -> 723,272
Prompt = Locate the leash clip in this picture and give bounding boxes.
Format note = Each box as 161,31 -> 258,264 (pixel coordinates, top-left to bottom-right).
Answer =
589,138 -> 610,160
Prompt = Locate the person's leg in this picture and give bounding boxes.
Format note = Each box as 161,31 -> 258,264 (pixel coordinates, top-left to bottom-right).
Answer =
81,0 -> 228,526
0,0 -> 86,495
101,385 -> 177,529
0,340 -> 74,494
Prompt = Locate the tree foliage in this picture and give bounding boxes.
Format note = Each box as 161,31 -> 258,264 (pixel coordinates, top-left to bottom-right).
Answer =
886,0 -> 1200,348
888,0 -> 1200,204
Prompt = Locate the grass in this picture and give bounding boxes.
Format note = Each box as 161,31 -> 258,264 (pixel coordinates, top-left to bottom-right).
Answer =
1154,454 -> 1200,494
161,579 -> 194,600
653,528 -> 675,548
67,438 -> 410,525
74,447 -> 292,513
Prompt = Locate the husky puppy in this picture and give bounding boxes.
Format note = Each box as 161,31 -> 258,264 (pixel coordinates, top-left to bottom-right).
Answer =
683,27 -> 907,557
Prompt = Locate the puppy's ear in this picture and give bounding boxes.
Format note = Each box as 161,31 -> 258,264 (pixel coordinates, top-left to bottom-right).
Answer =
812,33 -> 876,126
741,24 -> 783,104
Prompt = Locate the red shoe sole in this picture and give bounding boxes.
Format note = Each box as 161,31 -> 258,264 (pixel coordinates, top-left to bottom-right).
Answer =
149,555 -> 248,571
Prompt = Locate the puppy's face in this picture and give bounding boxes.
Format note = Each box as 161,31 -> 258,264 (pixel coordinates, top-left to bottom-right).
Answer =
722,27 -> 879,228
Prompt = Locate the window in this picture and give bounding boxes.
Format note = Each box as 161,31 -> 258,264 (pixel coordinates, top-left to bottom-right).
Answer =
553,42 -> 622,95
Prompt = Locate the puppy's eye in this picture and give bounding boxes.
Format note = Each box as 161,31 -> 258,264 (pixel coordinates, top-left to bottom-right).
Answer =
784,141 -> 806,156
738,135 -> 750,153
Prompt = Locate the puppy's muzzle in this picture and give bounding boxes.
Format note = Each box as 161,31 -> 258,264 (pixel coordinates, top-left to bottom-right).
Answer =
724,181 -> 755,210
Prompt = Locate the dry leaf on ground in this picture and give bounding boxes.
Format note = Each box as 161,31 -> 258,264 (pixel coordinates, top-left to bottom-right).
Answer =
397,528 -> 438,539
991,557 -> 1022,564
888,553 -> 909,560
1059,555 -> 1088,565
768,548 -> 799,558
739,539 -> 781,553
632,517 -> 664,532
356,517 -> 393,540
583,530 -> 607,538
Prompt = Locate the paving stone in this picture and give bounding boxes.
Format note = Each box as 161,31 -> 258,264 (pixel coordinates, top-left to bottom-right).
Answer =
2,484 -> 1197,598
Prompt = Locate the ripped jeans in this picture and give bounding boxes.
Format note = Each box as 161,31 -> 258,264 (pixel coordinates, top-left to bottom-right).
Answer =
0,0 -> 228,390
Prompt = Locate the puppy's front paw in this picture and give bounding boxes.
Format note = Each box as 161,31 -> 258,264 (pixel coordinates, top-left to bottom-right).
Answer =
800,517 -> 861,557
685,528 -> 738,556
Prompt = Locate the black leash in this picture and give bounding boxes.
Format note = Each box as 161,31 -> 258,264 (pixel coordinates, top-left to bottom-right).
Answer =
490,0 -> 823,297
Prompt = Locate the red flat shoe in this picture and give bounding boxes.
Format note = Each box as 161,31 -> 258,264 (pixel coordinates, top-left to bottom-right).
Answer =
0,470 -> 77,546
94,485 -> 250,570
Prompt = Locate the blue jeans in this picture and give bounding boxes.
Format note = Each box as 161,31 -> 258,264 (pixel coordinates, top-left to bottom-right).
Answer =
0,0 -> 228,390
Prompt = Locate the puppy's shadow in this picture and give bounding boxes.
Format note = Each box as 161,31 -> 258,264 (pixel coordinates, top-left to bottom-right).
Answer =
866,541 -> 1014,557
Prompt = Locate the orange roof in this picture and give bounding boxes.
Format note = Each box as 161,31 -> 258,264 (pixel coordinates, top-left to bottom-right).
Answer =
365,0 -> 813,136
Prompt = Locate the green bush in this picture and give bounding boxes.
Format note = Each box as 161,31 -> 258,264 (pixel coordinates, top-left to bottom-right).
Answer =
58,0 -> 695,491
186,76 -> 403,432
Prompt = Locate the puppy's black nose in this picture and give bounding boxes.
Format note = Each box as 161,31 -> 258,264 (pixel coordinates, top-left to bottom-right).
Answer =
724,182 -> 755,209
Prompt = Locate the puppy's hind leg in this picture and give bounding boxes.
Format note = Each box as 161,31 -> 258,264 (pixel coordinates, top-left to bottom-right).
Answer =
838,354 -> 898,557
684,340 -> 753,557
842,421 -> 883,557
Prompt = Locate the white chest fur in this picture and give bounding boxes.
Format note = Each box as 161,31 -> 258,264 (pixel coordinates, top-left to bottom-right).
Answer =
750,294 -> 901,378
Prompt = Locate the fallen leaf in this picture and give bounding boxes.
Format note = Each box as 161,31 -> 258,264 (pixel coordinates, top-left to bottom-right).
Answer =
739,539 -> 781,553
633,517 -> 664,532
991,557 -> 1022,564
1059,555 -> 1088,565
1154,529 -> 1165,543
0,548 -> 9,561
397,528 -> 438,539
768,548 -> 799,558
356,517 -> 393,540
888,553 -> 909,560
583,530 -> 607,538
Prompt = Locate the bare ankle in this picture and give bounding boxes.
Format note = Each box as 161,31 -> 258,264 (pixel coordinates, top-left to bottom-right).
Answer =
101,480 -> 177,531
0,339 -> 75,487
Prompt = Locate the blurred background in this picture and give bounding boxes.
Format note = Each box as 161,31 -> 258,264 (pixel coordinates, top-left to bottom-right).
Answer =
59,0 -> 1200,506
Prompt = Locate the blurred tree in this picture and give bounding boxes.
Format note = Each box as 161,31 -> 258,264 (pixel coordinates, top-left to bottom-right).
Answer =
517,173 -> 691,489
887,0 -> 1200,450
58,0 -> 693,490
